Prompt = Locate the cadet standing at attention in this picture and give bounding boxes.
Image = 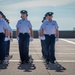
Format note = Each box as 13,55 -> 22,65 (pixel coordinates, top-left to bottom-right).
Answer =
0,11 -> 8,64
1,14 -> 13,64
39,17 -> 47,59
5,19 -> 13,59
41,12 -> 59,64
16,10 -> 33,64
1,13 -> 13,58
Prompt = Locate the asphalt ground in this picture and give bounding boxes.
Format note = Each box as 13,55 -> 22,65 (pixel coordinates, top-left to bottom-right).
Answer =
0,38 -> 75,75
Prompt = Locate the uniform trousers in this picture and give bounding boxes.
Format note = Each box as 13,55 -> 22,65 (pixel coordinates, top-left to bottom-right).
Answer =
5,40 -> 10,56
0,33 -> 5,61
41,40 -> 47,59
45,34 -> 56,62
18,33 -> 30,62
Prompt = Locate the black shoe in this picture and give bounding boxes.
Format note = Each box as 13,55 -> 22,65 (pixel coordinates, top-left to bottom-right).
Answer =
46,61 -> 49,64
25,60 -> 29,64
50,60 -> 55,64
20,61 -> 25,64
46,60 -> 49,64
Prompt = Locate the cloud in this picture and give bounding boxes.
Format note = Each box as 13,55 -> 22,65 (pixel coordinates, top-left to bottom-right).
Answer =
54,18 -> 75,30
1,0 -> 75,9
0,0 -> 75,30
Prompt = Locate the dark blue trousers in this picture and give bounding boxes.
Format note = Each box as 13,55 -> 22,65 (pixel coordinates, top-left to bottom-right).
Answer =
45,34 -> 56,62
41,40 -> 47,58
5,40 -> 10,56
0,33 -> 5,61
19,33 -> 30,62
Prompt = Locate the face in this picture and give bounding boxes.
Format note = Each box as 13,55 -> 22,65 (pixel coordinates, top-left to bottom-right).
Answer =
47,15 -> 53,21
0,14 -> 2,19
21,14 -> 27,20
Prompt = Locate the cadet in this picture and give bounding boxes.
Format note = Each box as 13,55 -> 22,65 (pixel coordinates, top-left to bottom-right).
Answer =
41,12 -> 59,64
39,17 -> 47,59
0,11 -> 8,64
2,14 -> 13,64
5,19 -> 13,59
16,10 -> 33,64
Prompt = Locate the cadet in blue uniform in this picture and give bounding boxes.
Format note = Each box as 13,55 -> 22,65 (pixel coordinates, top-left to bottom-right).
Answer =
0,11 -> 8,63
16,10 -> 33,64
39,17 -> 47,59
41,12 -> 59,64
1,13 -> 13,64
5,19 -> 13,59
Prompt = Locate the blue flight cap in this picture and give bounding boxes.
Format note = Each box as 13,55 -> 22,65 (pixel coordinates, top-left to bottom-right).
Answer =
45,12 -> 54,17
20,10 -> 28,14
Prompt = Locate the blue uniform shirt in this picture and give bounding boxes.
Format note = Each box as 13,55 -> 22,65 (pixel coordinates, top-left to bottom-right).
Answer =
38,25 -> 42,33
16,19 -> 32,33
39,20 -> 46,33
7,25 -> 12,33
41,20 -> 59,35
0,19 -> 8,33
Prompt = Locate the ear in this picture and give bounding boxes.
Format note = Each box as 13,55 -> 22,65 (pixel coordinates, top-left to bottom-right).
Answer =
0,14 -> 2,18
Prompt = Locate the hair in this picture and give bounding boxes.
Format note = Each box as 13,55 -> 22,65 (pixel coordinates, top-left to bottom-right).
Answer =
5,18 -> 10,24
42,17 -> 46,22
0,11 -> 4,18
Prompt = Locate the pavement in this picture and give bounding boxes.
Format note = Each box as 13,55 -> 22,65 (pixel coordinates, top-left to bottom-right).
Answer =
0,38 -> 75,75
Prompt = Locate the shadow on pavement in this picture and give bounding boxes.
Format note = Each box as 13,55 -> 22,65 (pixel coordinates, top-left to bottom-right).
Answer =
45,62 -> 66,72
18,63 -> 36,72
0,64 -> 8,70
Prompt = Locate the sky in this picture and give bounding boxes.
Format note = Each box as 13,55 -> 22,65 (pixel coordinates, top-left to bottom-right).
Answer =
0,0 -> 75,30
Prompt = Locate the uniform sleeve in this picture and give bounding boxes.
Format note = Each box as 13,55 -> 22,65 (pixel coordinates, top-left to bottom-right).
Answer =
9,26 -> 13,33
38,25 -> 42,33
39,25 -> 42,31
16,21 -> 20,28
3,21 -> 8,29
55,21 -> 59,29
28,21 -> 32,28
41,21 -> 46,29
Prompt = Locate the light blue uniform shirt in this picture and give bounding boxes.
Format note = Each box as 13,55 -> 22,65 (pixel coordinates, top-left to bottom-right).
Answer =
38,25 -> 42,33
0,19 -> 8,33
41,20 -> 59,35
16,19 -> 32,33
38,20 -> 46,33
7,25 -> 13,33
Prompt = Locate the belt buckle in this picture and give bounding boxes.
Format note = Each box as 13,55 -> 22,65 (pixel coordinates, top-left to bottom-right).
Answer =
23,33 -> 25,34
49,34 -> 51,36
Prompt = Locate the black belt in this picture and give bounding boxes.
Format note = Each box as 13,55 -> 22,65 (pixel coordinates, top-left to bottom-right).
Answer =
0,33 -> 4,34
20,33 -> 29,34
44,34 -> 55,36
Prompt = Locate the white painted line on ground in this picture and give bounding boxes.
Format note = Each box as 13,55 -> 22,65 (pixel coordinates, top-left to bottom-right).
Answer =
10,52 -> 75,55
60,39 -> 75,45
9,60 -> 75,63
57,60 -> 75,63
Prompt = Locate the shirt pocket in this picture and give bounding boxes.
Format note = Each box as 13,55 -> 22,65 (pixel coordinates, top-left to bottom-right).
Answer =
45,23 -> 49,29
52,23 -> 56,25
